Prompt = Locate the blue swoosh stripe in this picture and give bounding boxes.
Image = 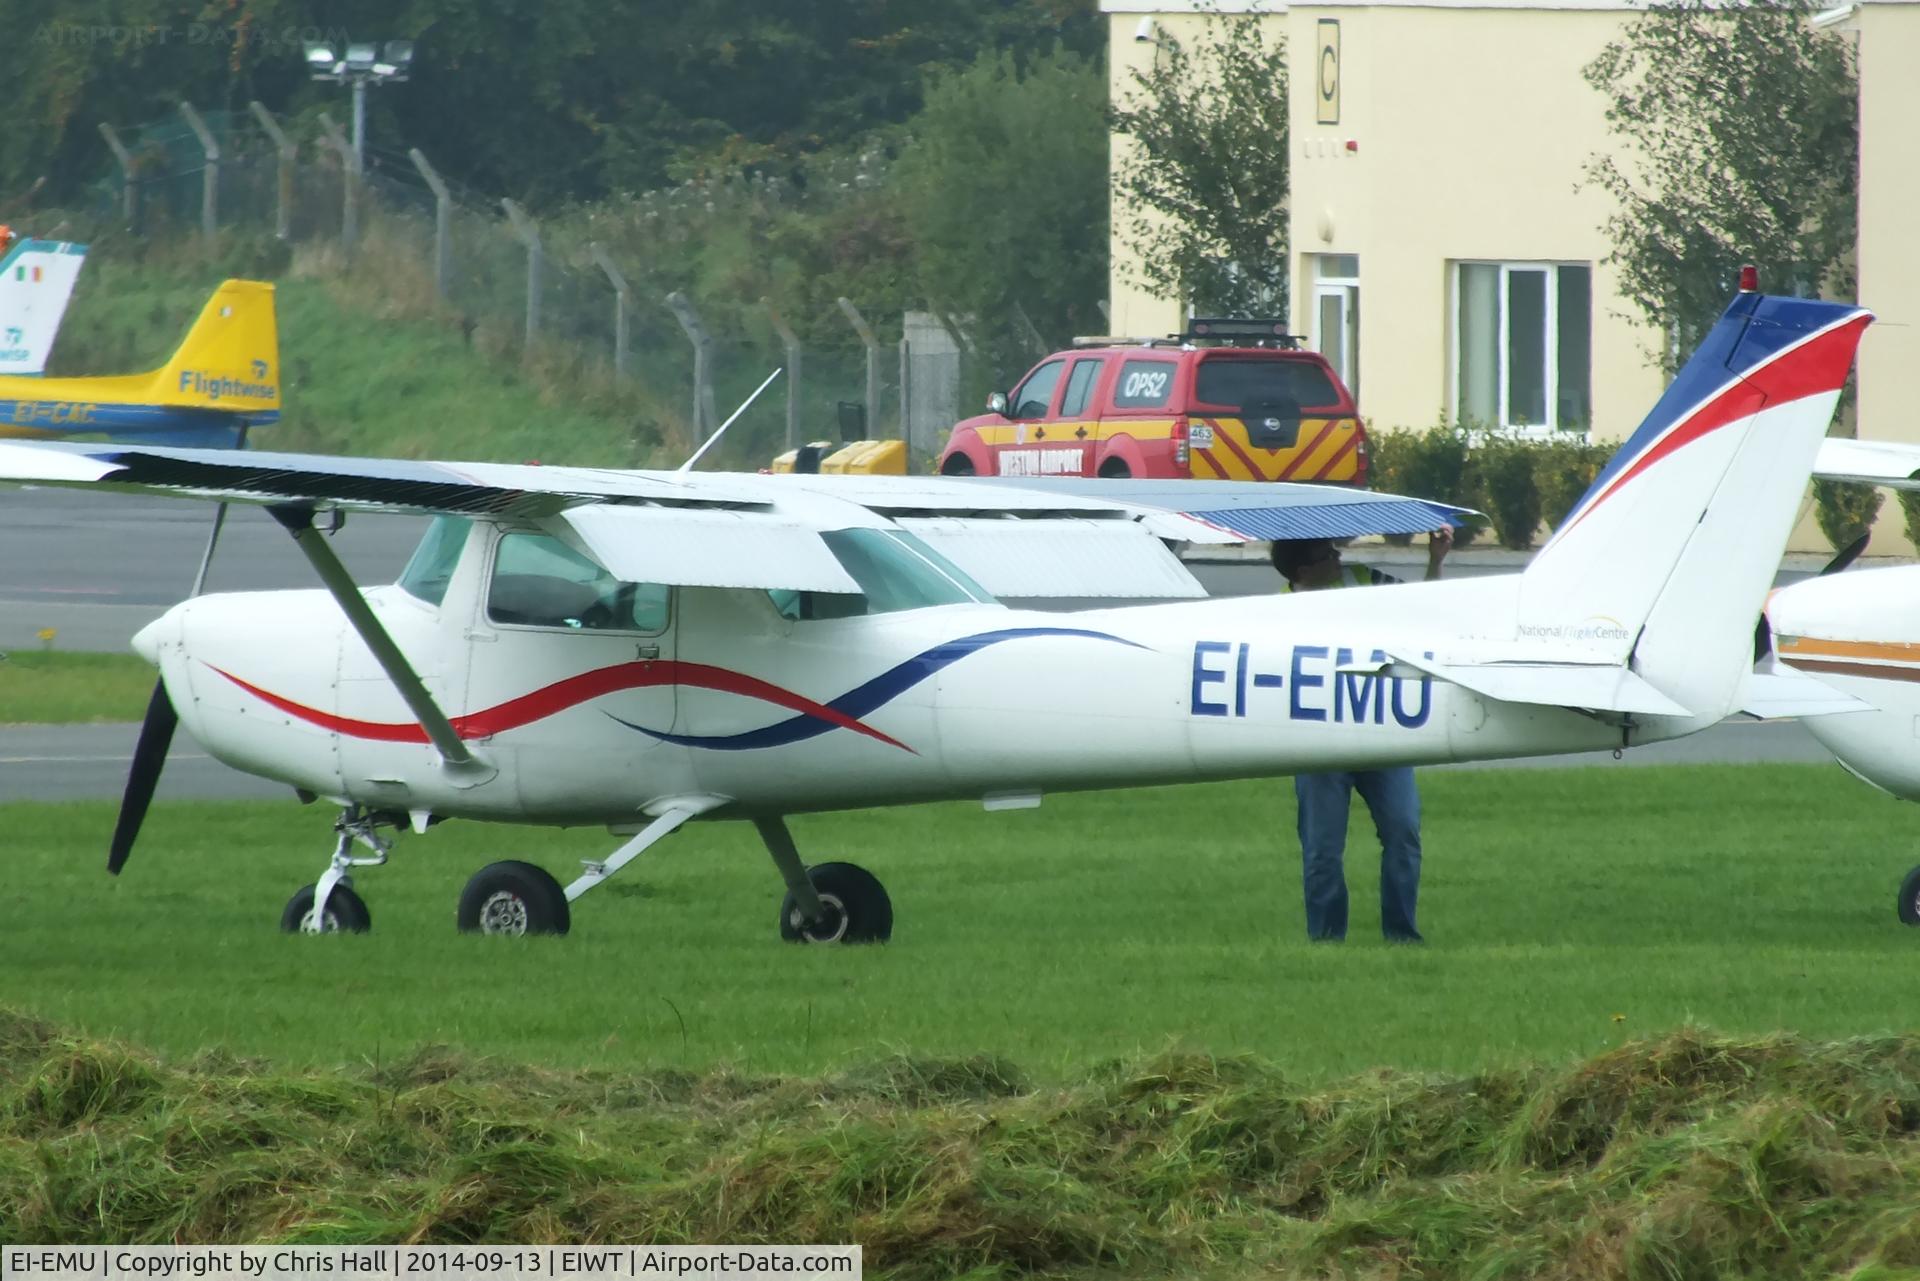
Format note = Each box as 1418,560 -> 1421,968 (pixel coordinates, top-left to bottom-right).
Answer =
611,627 -> 1146,751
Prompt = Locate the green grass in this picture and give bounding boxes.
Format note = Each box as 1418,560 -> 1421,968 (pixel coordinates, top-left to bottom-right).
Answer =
48,245 -> 674,466
0,651 -> 160,723
1,765 -> 1916,1082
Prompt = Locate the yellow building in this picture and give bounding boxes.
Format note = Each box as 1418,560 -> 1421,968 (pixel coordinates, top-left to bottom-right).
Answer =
1105,0 -> 1919,548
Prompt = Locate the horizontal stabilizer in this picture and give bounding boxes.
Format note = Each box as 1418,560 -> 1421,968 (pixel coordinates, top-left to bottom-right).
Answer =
1737,669 -> 1870,720
1814,437 -> 1920,488
1380,650 -> 1694,717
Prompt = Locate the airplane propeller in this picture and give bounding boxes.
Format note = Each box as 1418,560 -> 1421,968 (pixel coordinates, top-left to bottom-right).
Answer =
108,680 -> 178,874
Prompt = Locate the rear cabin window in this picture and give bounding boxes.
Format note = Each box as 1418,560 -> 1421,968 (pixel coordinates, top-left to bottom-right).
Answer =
1111,359 -> 1178,409
1059,359 -> 1103,416
1193,357 -> 1341,413
766,528 -> 995,621
487,532 -> 670,633
397,515 -> 470,606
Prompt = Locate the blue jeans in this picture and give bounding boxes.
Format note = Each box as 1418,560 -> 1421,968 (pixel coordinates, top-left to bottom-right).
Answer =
1294,768 -> 1423,941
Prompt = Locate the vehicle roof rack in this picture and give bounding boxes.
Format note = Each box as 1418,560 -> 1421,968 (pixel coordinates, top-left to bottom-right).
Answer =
1180,317 -> 1304,349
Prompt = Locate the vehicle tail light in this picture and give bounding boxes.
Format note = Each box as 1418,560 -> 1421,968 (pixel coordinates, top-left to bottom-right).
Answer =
1172,416 -> 1190,468
1353,422 -> 1371,487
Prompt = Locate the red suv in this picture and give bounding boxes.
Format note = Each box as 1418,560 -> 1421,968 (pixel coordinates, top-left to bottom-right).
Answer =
938,320 -> 1367,484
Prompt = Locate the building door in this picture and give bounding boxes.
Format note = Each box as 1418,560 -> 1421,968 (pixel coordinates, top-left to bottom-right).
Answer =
1313,254 -> 1360,399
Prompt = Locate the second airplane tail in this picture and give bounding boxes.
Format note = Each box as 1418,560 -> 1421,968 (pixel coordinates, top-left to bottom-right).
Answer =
148,279 -> 281,419
0,235 -> 88,376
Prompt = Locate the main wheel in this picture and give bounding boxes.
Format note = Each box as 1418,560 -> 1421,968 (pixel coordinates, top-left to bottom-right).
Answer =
280,883 -> 372,934
779,861 -> 893,944
458,860 -> 571,936
1899,865 -> 1920,926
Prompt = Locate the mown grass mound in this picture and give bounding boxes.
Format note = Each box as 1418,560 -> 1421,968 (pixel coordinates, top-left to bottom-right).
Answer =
3,1013 -> 1918,1277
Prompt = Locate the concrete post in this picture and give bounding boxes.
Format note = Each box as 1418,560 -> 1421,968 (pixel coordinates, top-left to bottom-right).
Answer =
762,298 -> 803,450
589,243 -> 631,380
501,199 -> 543,349
248,102 -> 295,240
837,297 -> 881,441
409,148 -> 453,301
98,125 -> 138,230
666,291 -> 718,439
177,102 -> 220,244
318,112 -> 357,253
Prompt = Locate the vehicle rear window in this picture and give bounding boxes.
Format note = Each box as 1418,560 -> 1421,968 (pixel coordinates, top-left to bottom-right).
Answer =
1193,357 -> 1342,412
1111,359 -> 1178,409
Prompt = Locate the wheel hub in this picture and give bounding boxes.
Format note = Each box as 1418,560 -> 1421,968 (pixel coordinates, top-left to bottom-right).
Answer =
299,907 -> 341,935
792,891 -> 849,943
479,890 -> 530,936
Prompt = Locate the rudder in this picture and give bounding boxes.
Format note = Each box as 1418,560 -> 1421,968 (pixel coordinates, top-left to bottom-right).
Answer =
148,280 -> 280,417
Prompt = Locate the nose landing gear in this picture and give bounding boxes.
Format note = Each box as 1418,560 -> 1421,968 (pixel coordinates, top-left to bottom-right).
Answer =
280,806 -> 392,935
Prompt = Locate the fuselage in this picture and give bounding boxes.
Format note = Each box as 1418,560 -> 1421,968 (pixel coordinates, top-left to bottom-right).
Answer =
134,519 -> 1674,828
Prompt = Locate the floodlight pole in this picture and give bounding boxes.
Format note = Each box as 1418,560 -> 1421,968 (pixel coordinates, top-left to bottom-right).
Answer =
589,243 -> 631,380
837,297 -> 881,441
409,148 -> 452,300
762,298 -> 802,449
178,101 -> 220,244
351,79 -> 368,179
501,199 -> 542,351
248,102 -> 295,240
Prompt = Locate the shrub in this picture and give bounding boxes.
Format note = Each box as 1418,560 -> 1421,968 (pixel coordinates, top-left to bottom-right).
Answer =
1812,478 -> 1882,552
1534,437 -> 1613,531
1387,420 -> 1478,545
1365,427 -> 1416,545
1472,434 -> 1544,550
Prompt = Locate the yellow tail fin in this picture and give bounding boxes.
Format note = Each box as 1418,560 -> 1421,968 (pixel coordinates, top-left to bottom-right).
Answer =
149,280 -> 280,413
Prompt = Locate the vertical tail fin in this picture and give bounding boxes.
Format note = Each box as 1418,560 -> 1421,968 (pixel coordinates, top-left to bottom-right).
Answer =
1517,293 -> 1870,722
0,237 -> 88,376
148,280 -> 280,417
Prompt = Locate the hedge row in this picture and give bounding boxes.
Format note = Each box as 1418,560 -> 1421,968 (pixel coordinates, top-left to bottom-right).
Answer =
1370,424 -> 1889,553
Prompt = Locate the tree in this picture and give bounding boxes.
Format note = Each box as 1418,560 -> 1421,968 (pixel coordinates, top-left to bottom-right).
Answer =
893,48 -> 1108,368
1584,0 -> 1857,369
1111,14 -> 1289,316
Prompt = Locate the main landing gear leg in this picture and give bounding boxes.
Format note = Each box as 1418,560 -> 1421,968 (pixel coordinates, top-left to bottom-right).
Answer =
756,816 -> 893,944
281,806 -> 390,934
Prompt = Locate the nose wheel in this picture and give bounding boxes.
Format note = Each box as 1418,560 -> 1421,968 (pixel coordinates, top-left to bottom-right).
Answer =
1899,865 -> 1920,926
281,882 -> 371,933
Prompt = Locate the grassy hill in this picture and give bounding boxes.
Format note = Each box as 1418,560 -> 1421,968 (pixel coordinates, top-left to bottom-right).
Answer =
44,239 -> 687,468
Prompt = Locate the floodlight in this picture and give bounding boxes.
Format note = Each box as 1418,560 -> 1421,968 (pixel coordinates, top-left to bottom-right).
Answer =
385,41 -> 414,68
345,42 -> 377,71
303,41 -> 336,69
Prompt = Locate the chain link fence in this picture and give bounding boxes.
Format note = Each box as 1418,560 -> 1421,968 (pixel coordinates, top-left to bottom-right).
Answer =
79,105 -> 1072,471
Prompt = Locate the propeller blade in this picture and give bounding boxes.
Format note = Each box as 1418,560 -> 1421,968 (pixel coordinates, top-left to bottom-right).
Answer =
1822,531 -> 1869,577
108,680 -> 178,875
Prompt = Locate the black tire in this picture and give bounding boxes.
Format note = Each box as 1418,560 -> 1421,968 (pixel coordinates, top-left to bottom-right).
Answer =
458,860 -> 571,936
941,453 -> 977,476
280,883 -> 372,934
779,861 -> 893,944
1098,458 -> 1131,478
1899,865 -> 1920,927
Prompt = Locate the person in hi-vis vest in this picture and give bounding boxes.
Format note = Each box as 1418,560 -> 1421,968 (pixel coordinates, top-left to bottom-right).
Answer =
1271,527 -> 1452,941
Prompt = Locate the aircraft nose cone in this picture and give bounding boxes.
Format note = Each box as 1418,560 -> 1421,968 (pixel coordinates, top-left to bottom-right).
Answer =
131,613 -> 172,665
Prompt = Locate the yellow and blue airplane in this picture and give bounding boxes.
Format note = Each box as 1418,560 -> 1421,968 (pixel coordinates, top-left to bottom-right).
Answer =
0,278 -> 279,448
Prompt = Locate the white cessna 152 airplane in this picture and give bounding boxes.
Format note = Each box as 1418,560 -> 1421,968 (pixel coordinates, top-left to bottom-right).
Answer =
0,289 -> 1871,942
1764,436 -> 1920,926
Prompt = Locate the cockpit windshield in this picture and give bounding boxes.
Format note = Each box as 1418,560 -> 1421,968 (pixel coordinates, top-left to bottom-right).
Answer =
397,515 -> 471,605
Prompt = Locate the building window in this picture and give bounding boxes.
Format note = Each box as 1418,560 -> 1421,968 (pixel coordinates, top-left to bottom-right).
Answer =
1453,262 -> 1591,434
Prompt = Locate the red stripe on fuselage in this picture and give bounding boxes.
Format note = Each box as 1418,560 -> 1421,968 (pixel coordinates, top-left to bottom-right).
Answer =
206,660 -> 912,751
1558,316 -> 1869,540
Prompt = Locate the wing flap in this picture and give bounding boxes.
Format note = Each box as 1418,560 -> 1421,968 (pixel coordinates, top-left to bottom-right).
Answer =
1737,669 -> 1871,719
895,516 -> 1206,598
549,505 -> 860,592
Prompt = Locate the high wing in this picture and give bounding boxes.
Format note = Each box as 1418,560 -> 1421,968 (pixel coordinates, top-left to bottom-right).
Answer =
1815,437 -> 1920,487
0,439 -> 1475,600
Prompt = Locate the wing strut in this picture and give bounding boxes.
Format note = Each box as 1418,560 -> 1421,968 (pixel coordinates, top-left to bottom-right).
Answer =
269,505 -> 490,779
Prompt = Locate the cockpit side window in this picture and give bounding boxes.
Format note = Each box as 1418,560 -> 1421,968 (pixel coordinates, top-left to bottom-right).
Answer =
764,528 -> 995,620
488,532 -> 670,633
397,515 -> 471,606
